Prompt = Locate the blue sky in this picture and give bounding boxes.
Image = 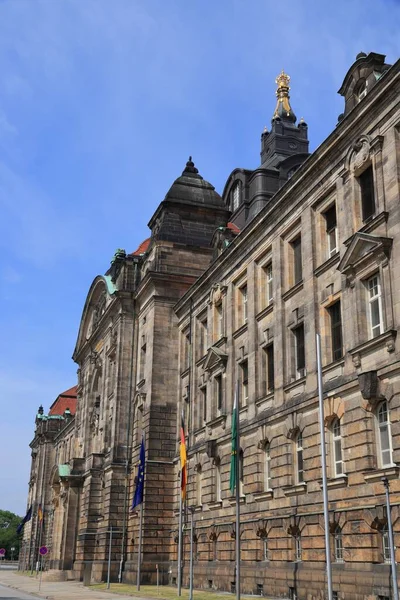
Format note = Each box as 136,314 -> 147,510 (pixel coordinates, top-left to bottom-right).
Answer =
0,0 -> 399,516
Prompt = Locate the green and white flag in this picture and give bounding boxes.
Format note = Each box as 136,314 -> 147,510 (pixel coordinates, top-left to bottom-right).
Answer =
229,386 -> 238,494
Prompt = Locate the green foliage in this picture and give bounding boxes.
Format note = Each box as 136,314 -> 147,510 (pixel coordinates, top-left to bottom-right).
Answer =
0,509 -> 22,559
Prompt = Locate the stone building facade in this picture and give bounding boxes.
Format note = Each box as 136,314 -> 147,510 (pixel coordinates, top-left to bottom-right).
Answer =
21,51 -> 400,600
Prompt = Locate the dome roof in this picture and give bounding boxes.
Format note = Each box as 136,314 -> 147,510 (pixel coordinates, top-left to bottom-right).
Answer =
163,157 -> 225,209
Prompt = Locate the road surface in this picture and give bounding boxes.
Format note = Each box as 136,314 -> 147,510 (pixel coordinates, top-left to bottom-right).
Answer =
0,583 -> 38,599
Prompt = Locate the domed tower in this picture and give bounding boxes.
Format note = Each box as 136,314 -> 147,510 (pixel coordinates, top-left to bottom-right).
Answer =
126,158 -> 230,584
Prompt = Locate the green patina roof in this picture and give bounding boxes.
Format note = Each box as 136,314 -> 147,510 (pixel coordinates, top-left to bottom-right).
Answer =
103,275 -> 117,295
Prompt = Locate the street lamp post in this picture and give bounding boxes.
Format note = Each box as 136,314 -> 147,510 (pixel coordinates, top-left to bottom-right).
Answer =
382,477 -> 399,600
11,547 -> 15,562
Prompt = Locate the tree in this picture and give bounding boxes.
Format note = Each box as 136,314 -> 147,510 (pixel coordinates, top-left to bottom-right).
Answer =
0,509 -> 22,559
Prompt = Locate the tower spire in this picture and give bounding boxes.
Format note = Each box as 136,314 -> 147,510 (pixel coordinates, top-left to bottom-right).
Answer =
272,70 -> 296,123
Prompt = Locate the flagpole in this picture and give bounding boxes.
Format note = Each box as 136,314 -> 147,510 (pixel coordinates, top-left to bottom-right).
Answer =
189,506 -> 194,600
137,502 -> 144,591
316,334 -> 333,600
235,380 -> 241,600
177,486 -> 183,596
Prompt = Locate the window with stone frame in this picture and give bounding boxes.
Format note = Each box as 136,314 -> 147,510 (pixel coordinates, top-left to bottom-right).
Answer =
328,301 -> 343,362
323,204 -> 338,259
294,532 -> 302,561
289,235 -> 302,287
292,323 -> 306,380
381,524 -> 391,563
214,302 -> 223,341
196,464 -> 203,506
238,283 -> 248,326
139,335 -> 146,382
358,165 -> 375,222
331,417 -> 344,477
239,360 -> 249,407
365,273 -> 384,339
198,315 -> 208,358
263,441 -> 272,491
264,343 -> 275,393
200,386 -> 207,425
239,448 -> 245,497
295,431 -> 304,484
263,262 -> 273,307
214,373 -> 223,414
376,400 -> 393,468
334,525 -> 344,562
215,459 -> 221,502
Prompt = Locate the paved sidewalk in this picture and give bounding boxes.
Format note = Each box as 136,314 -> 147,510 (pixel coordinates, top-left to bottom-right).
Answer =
0,570 -> 140,600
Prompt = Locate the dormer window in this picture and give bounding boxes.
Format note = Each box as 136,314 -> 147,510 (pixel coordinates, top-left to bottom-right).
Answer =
355,80 -> 367,103
231,182 -> 241,212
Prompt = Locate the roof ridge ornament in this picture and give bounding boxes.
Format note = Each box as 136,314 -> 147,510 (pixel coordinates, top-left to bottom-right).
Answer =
182,155 -> 199,176
272,70 -> 296,123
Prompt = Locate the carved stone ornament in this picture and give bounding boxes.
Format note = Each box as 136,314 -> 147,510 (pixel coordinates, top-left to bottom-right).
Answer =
352,138 -> 370,171
209,283 -> 227,306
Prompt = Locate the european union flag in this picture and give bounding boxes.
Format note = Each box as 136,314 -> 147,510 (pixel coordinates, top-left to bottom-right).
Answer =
131,437 -> 145,509
16,505 -> 32,535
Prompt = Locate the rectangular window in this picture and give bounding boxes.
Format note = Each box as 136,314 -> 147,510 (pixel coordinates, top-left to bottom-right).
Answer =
324,205 -> 338,258
359,166 -> 375,222
215,463 -> 221,501
215,303 -> 223,340
201,387 -> 207,424
265,263 -> 273,306
293,324 -> 305,379
199,317 -> 208,357
232,182 -> 240,212
240,284 -> 248,324
265,344 -> 274,393
296,432 -> 304,484
328,301 -> 343,361
240,360 -> 249,407
367,274 -> 383,338
291,236 -> 302,285
215,374 -> 223,412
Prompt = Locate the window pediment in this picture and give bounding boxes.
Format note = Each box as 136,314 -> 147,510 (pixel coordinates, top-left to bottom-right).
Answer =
338,232 -> 392,275
203,346 -> 228,373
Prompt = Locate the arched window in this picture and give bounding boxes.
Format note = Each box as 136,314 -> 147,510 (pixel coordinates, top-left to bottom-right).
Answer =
296,432 -> 304,484
295,532 -> 302,561
377,401 -> 393,467
264,442 -> 271,491
382,524 -> 391,563
355,80 -> 367,103
332,418 -> 343,476
334,525 -> 343,562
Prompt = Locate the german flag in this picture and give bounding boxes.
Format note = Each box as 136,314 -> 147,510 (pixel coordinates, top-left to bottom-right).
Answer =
180,412 -> 187,501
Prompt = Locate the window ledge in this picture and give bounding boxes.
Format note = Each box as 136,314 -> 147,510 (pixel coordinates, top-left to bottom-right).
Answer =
358,211 -> 389,236
255,391 -> 274,407
208,500 -> 222,510
253,490 -> 273,501
349,329 -> 397,365
233,323 -> 248,339
228,495 -> 246,505
322,358 -> 345,374
364,466 -> 399,483
206,414 -> 227,431
282,482 -> 307,497
192,505 -> 203,513
284,375 -> 306,393
282,280 -> 303,302
180,367 -> 189,378
314,252 -> 341,277
214,336 -> 227,348
255,303 -> 274,322
319,475 -> 348,489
